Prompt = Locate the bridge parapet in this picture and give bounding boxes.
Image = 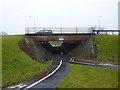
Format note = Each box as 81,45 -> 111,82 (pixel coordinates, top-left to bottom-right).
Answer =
25,27 -> 94,34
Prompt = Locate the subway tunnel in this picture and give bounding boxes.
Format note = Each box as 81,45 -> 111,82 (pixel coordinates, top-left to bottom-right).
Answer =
39,41 -> 81,55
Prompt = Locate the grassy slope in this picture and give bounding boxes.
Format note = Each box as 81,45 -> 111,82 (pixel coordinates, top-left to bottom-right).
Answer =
56,64 -> 118,88
2,35 -> 51,87
94,35 -> 118,63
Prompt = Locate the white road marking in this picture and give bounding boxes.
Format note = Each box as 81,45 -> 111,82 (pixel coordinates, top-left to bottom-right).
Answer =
23,60 -> 62,90
8,83 -> 27,89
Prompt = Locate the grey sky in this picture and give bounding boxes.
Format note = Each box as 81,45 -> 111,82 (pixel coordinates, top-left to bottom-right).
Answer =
0,0 -> 119,34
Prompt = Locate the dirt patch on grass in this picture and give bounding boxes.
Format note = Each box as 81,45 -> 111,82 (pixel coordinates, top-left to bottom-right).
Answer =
19,40 -> 38,61
19,36 -> 52,63
19,36 -> 42,62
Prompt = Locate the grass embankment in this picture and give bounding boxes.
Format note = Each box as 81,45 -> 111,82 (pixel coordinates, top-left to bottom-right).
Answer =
94,35 -> 118,64
56,35 -> 119,88
2,35 -> 51,87
56,64 -> 118,88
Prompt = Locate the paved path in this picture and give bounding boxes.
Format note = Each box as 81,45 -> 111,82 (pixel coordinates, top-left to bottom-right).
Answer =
27,62 -> 70,89
69,61 -> 120,69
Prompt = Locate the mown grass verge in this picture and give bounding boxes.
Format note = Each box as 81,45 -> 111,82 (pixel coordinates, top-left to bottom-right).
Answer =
56,64 -> 118,88
93,35 -> 118,64
2,35 -> 51,87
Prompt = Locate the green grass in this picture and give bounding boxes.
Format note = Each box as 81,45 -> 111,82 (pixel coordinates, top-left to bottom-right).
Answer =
56,64 -> 118,88
49,43 -> 62,46
2,35 -> 51,87
94,35 -> 118,63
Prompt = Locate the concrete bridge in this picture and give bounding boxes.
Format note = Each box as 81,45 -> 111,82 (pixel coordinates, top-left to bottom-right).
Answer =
25,27 -> 119,56
30,34 -> 91,41
25,27 -> 120,41
25,27 -> 94,41
27,34 -> 91,42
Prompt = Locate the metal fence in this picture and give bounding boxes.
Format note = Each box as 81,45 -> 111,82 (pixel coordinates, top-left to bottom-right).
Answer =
93,30 -> 120,35
25,27 -> 94,34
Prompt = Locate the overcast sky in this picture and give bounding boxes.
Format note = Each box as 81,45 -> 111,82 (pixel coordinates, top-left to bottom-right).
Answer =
0,0 -> 119,34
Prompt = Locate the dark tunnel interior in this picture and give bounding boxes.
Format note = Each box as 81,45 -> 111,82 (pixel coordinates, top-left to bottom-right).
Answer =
39,41 -> 81,55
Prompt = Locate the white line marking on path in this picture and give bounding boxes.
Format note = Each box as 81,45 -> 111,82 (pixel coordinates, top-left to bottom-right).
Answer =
23,60 -> 62,90
8,83 -> 27,89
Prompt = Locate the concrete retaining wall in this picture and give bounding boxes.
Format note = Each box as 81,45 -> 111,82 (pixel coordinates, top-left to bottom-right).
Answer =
68,36 -> 96,60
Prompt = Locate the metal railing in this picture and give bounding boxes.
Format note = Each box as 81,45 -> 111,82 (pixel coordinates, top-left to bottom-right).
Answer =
93,30 -> 120,35
25,27 -> 94,34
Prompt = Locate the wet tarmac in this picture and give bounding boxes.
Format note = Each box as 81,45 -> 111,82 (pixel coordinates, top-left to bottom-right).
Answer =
69,61 -> 120,69
27,62 -> 70,89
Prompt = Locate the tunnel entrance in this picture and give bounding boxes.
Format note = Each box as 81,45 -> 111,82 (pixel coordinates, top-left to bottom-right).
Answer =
39,41 -> 81,55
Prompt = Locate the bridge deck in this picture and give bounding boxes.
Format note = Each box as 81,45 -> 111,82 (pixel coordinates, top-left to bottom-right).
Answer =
29,34 -> 91,41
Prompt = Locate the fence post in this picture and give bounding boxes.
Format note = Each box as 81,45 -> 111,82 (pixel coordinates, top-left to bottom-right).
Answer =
25,28 -> 29,34
76,28 -> 77,34
60,28 -> 62,33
